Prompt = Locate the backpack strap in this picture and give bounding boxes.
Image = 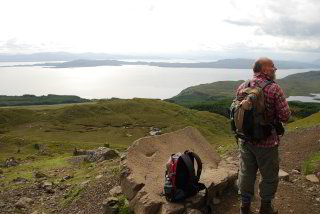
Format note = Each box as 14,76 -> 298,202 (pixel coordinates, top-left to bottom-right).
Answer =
181,151 -> 203,182
244,79 -> 251,88
258,79 -> 273,89
180,153 -> 195,180
190,152 -> 202,181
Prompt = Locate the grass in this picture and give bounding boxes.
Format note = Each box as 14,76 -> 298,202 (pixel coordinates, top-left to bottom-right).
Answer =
1,154 -> 72,186
303,152 -> 320,175
62,185 -> 85,206
0,98 -> 234,163
287,112 -> 320,131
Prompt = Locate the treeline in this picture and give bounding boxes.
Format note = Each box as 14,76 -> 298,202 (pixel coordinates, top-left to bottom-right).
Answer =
167,98 -> 320,122
0,94 -> 90,106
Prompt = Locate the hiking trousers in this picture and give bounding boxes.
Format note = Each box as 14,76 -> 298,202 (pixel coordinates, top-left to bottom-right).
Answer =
238,141 -> 279,202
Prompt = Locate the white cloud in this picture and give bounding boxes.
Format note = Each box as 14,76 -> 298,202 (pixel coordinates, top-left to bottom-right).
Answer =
0,0 -> 320,59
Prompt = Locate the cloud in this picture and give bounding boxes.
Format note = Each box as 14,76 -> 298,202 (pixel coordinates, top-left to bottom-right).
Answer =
223,20 -> 259,27
0,38 -> 37,53
260,18 -> 320,38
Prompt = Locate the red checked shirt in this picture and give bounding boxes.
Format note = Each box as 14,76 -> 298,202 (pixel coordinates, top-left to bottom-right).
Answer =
237,73 -> 291,147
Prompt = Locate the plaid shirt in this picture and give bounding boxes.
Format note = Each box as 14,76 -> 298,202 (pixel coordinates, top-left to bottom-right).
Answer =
237,73 -> 291,147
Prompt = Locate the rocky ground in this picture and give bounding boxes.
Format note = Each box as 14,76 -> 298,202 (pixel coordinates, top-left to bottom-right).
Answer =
215,126 -> 320,214
0,126 -> 319,214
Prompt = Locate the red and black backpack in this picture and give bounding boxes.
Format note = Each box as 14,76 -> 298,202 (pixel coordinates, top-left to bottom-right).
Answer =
164,150 -> 207,202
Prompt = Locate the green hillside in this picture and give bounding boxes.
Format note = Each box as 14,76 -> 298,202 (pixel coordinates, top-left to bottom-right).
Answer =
0,98 -> 234,162
169,71 -> 320,104
167,71 -> 320,119
287,112 -> 320,130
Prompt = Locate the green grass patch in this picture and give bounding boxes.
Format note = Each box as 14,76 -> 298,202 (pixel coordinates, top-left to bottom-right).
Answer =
117,195 -> 132,214
62,185 -> 85,206
287,112 -> 320,131
302,152 -> 320,175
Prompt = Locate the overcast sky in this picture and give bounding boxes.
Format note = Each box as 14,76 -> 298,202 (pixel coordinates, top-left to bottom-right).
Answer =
0,0 -> 319,61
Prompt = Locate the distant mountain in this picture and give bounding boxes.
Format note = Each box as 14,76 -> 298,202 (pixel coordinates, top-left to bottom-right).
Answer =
0,52 -> 167,62
3,58 -> 320,69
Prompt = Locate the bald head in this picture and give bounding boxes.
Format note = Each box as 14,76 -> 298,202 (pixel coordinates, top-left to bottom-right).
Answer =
253,57 -> 272,73
253,57 -> 277,80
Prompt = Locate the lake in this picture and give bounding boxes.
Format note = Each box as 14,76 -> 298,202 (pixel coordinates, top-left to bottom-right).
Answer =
0,62 -> 315,99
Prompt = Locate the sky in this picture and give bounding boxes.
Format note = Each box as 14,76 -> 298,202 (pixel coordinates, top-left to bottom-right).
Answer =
0,0 -> 320,61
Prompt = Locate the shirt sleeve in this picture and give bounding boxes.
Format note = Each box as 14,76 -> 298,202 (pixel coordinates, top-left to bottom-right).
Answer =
274,86 -> 291,123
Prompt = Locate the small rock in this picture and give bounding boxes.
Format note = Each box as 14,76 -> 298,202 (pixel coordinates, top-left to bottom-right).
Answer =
109,186 -> 122,197
63,175 -> 73,180
306,174 -> 320,183
34,171 -> 47,178
15,197 -> 34,209
5,157 -> 19,167
0,201 -> 5,208
12,177 -> 28,184
316,198 -> 320,202
307,187 -> 315,192
42,181 -> 53,188
279,169 -> 290,181
95,175 -> 103,179
291,169 -> 300,174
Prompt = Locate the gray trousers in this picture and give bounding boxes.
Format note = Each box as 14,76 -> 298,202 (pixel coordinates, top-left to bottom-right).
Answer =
238,141 -> 279,202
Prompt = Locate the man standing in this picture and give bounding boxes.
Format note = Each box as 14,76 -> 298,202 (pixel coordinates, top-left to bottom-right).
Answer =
237,58 -> 291,214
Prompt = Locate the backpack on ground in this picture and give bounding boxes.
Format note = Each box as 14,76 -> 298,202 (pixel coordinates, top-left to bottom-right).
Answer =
229,79 -> 273,142
164,150 -> 207,202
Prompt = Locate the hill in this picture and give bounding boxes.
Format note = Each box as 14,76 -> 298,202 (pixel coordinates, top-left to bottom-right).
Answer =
170,70 -> 320,100
0,98 -> 234,162
166,71 -> 320,119
0,94 -> 90,107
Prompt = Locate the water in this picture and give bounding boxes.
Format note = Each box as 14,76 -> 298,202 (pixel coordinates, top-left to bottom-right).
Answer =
0,62 -> 315,99
287,94 -> 320,103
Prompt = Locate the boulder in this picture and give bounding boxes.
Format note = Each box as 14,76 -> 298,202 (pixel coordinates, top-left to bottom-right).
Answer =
74,147 -> 120,162
120,126 -> 238,214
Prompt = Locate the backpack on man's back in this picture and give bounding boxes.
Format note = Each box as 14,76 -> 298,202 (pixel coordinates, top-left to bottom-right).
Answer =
229,80 -> 273,142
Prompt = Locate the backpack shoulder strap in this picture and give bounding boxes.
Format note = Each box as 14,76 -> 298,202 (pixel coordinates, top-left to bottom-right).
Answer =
258,79 -> 273,89
190,152 -> 202,180
180,153 -> 195,178
244,79 -> 251,88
